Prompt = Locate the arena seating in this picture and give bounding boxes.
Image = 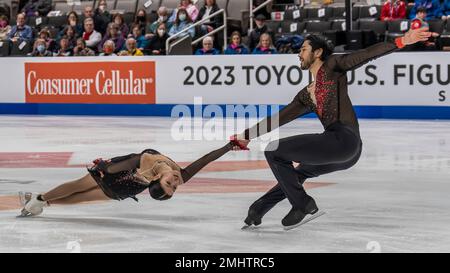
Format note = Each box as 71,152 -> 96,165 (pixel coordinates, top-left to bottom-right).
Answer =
0,0 -> 448,57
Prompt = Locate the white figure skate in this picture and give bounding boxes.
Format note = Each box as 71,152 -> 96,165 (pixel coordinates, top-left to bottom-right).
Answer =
18,193 -> 48,217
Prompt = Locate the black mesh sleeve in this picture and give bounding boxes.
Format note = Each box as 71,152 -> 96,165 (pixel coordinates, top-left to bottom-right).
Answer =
332,41 -> 398,73
243,90 -> 311,140
181,142 -> 234,183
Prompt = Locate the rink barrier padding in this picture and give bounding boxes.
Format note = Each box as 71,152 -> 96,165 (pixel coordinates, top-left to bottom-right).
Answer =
1,103 -> 450,119
0,54 -> 449,119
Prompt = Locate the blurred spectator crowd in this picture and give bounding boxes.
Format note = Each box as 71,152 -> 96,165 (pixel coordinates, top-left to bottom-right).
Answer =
0,0 -> 449,57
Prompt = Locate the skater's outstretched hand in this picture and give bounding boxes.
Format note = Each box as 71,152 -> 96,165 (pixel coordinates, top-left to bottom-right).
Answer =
230,134 -> 250,151
402,27 -> 432,45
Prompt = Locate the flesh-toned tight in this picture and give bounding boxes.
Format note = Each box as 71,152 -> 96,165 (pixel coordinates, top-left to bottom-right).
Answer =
41,174 -> 110,205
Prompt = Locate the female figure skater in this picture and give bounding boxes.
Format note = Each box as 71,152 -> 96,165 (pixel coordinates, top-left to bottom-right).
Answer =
20,140 -> 248,217
232,27 -> 432,229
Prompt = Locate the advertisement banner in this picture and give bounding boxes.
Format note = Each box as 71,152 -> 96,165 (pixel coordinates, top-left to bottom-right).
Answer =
24,61 -> 156,104
0,54 -> 448,109
155,55 -> 307,105
154,54 -> 450,107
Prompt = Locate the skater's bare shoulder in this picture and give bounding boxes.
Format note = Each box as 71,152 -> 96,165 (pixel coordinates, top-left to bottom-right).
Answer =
140,153 -> 181,173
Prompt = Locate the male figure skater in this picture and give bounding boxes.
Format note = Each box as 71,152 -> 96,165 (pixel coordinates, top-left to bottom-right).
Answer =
233,27 -> 432,229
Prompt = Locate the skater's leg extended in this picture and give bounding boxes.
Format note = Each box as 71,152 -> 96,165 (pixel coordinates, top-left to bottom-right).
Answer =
42,174 -> 98,202
49,187 -> 110,205
19,174 -> 98,217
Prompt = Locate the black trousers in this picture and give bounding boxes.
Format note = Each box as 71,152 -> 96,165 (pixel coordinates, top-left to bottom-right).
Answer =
251,122 -> 362,215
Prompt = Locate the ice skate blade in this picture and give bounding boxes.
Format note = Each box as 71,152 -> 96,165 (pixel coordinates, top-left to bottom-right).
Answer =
17,208 -> 33,218
241,224 -> 260,231
283,211 -> 326,231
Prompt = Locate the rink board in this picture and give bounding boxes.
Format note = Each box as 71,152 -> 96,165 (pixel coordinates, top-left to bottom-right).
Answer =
0,54 -> 449,119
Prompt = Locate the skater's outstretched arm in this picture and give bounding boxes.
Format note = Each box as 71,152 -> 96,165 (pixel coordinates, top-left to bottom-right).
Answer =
331,41 -> 398,73
181,142 -> 234,183
332,28 -> 432,72
241,91 -> 311,140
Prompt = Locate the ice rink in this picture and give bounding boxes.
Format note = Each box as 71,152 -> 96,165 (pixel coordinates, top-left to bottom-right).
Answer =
0,115 -> 449,253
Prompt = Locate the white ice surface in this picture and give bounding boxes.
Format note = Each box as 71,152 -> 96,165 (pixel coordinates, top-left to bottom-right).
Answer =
1,116 -> 450,252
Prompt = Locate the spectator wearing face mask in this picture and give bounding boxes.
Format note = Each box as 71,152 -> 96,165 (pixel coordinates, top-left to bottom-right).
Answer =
134,9 -> 148,33
73,38 -> 95,56
169,0 -> 199,23
195,36 -> 220,55
169,8 -> 195,39
0,15 -> 11,41
38,28 -> 56,52
8,13 -> 33,44
94,0 -> 112,35
147,6 -> 173,38
99,40 -> 117,56
146,23 -> 169,55
30,38 -> 52,56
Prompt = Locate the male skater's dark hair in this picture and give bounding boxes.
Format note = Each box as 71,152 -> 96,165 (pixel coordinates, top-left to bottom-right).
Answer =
304,34 -> 334,61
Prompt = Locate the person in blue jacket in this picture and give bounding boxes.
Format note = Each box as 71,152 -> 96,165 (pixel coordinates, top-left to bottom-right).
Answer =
252,33 -> 277,54
442,0 -> 450,20
409,0 -> 444,20
195,36 -> 220,55
8,13 -> 33,44
169,8 -> 195,39
224,31 -> 250,55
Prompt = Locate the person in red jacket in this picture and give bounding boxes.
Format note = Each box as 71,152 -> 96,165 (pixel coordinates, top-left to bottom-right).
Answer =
380,0 -> 407,21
